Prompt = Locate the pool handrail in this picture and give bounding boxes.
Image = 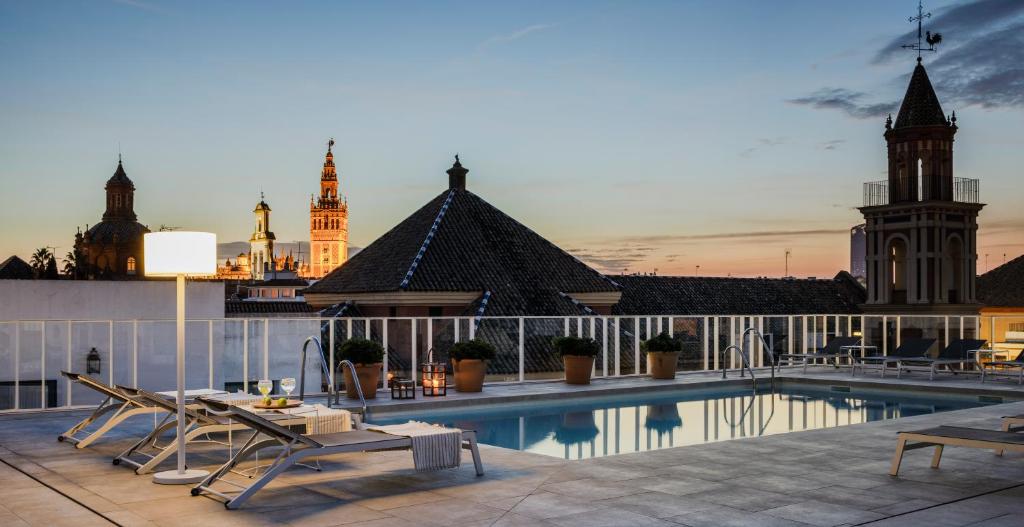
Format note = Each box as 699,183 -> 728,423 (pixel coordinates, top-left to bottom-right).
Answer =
299,336 -> 333,402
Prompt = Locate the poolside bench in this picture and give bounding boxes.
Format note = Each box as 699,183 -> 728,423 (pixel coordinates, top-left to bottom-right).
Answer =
890,426 -> 1024,476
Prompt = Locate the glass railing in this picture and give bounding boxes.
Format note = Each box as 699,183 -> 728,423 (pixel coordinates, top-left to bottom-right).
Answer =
0,314 -> 985,411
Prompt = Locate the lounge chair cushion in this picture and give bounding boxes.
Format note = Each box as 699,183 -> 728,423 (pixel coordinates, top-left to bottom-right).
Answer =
307,430 -> 407,447
903,426 -> 1024,445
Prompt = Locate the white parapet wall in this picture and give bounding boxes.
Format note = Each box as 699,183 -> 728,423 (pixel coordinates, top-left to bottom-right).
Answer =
0,279 -> 224,321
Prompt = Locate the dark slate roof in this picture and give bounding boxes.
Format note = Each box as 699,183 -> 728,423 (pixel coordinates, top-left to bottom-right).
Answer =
0,255 -> 34,279
225,300 -> 317,316
978,255 -> 1024,307
305,187 -> 618,316
106,160 -> 134,187
894,62 -> 948,129
86,220 -> 150,244
611,272 -> 866,315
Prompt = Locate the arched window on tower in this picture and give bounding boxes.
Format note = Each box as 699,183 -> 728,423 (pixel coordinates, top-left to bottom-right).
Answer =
126,256 -> 136,275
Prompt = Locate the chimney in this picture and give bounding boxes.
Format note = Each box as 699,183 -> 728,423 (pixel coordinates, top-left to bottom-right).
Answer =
446,154 -> 468,190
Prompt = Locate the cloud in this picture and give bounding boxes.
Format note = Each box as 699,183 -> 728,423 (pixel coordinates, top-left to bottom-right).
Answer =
476,24 -> 553,54
566,246 -> 656,273
820,139 -> 846,150
788,88 -> 898,119
739,137 -> 788,157
605,229 -> 850,245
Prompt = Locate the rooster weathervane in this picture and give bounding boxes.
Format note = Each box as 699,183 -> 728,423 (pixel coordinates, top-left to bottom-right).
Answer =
902,1 -> 942,61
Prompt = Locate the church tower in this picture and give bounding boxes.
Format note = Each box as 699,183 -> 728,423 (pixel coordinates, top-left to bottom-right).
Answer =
860,59 -> 983,314
309,139 -> 349,278
249,195 -> 275,280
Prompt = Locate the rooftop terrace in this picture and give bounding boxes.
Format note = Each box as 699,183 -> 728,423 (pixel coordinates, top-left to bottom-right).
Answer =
3,370 -> 1024,526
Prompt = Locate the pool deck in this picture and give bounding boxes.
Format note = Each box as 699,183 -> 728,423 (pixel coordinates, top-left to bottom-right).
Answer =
2,368 -> 1024,526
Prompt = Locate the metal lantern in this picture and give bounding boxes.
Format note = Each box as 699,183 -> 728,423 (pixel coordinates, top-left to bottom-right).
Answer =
86,347 -> 101,374
390,378 -> 416,400
421,348 -> 447,397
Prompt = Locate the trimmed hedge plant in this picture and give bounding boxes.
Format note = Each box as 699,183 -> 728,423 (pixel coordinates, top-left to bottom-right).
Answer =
642,332 -> 684,352
338,338 -> 385,365
449,339 -> 497,361
552,336 -> 600,357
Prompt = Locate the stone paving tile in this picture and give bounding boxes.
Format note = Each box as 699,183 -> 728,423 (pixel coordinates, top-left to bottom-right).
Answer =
762,499 -> 885,526
624,474 -> 726,497
684,485 -> 805,512
669,503 -> 816,527
385,498 -> 506,525
540,477 -> 648,501
509,491 -> 608,520
597,490 -> 717,518
546,507 -> 680,526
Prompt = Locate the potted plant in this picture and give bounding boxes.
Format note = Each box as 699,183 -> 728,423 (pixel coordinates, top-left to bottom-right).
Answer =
552,336 -> 599,385
338,338 -> 384,399
449,339 -> 496,392
642,332 -> 682,379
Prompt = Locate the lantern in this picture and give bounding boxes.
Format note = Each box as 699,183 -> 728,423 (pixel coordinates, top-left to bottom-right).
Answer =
86,347 -> 101,374
390,378 -> 416,400
421,348 -> 447,397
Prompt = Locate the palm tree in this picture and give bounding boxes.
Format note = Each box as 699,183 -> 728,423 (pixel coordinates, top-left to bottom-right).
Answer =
62,250 -> 79,277
30,247 -> 53,278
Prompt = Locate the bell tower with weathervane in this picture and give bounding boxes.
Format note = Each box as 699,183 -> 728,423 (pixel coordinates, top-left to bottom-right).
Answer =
861,1 -> 983,315
309,139 -> 349,278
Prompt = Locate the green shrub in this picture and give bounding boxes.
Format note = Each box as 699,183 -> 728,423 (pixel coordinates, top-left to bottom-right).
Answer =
552,336 -> 600,357
338,338 -> 384,365
449,339 -> 497,361
642,332 -> 683,353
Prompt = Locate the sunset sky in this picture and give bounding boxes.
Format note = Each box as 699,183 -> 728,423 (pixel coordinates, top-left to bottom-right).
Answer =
1,0 -> 1022,278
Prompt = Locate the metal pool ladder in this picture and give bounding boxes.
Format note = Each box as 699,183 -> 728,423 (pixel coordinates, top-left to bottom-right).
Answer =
298,335 -> 368,420
719,328 -> 778,391
333,360 -> 368,418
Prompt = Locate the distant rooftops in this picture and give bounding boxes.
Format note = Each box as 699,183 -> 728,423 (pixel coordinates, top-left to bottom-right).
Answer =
978,255 -> 1024,308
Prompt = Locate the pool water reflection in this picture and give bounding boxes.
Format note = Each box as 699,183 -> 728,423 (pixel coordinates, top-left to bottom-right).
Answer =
373,385 -> 996,460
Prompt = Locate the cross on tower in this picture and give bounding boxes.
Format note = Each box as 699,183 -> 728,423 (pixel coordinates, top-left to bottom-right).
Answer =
902,1 -> 942,61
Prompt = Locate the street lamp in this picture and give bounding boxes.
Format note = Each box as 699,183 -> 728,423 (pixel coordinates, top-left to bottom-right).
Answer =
144,231 -> 216,485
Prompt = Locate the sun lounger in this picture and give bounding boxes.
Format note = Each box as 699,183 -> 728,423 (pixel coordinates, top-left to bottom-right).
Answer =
890,426 -> 1024,476
778,336 -> 862,372
58,371 -> 170,448
851,338 -> 936,378
190,398 -> 484,509
112,386 -> 305,475
896,339 -> 988,380
982,350 -> 1024,385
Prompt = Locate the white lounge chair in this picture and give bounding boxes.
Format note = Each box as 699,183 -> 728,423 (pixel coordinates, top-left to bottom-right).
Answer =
58,371 -> 170,448
191,398 -> 484,509
890,425 -> 1024,476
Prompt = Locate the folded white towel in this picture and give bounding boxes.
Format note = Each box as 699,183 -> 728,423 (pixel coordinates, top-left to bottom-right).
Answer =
367,421 -> 462,471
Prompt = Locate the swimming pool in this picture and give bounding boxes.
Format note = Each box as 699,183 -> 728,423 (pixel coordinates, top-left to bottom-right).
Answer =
372,384 -> 1005,460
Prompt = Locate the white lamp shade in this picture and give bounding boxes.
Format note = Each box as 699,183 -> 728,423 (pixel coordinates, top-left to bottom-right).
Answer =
144,231 -> 217,277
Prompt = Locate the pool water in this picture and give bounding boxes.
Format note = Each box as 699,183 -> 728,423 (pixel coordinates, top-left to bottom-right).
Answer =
373,385 -> 1002,460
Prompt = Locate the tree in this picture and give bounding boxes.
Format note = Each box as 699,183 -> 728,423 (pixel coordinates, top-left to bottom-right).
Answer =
62,249 -> 84,279
44,255 -> 59,279
30,247 -> 53,279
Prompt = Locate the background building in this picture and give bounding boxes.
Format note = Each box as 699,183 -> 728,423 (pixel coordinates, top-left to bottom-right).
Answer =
74,158 -> 150,279
309,139 -> 348,278
860,60 -> 982,314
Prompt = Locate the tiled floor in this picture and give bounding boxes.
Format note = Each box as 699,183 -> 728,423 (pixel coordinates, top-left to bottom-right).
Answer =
2,369 -> 1024,526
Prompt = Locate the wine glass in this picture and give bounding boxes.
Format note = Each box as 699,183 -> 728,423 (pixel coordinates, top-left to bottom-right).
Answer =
257,379 -> 273,397
280,377 -> 296,399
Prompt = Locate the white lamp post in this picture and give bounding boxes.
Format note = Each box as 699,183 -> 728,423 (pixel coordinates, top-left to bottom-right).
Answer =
144,231 -> 217,485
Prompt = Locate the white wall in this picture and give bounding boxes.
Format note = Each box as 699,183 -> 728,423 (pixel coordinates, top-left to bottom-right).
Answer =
0,280 -> 224,321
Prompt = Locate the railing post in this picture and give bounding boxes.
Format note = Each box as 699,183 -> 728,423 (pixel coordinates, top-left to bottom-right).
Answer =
563,317 -> 570,337
411,319 -> 417,388
702,316 -> 709,371
14,322 -> 19,410
729,317 -> 736,371
329,319 -> 335,391
243,319 -> 249,393
614,317 -> 621,376
208,320 -> 214,390
602,317 -> 608,377
108,321 -> 113,386
860,315 -> 866,358
66,321 -> 72,407
427,317 -> 433,356
895,316 -> 901,348
633,316 -> 641,375
589,317 -> 596,378
518,317 -> 525,383
454,317 -> 460,343
712,317 -> 719,371
381,318 -> 388,389
469,317 -> 476,340
882,316 -> 888,356
40,321 -> 46,408
132,320 -> 139,388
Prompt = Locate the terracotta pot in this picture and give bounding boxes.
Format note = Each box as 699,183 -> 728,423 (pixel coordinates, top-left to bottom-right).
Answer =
563,355 -> 595,385
647,351 -> 679,379
343,363 -> 380,399
452,359 -> 486,392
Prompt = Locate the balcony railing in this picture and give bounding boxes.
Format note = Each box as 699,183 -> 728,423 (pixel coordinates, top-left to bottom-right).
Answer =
0,314 -> 985,412
863,177 -> 980,206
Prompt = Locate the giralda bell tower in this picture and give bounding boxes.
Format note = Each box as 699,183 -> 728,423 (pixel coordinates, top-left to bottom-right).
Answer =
309,139 -> 349,278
